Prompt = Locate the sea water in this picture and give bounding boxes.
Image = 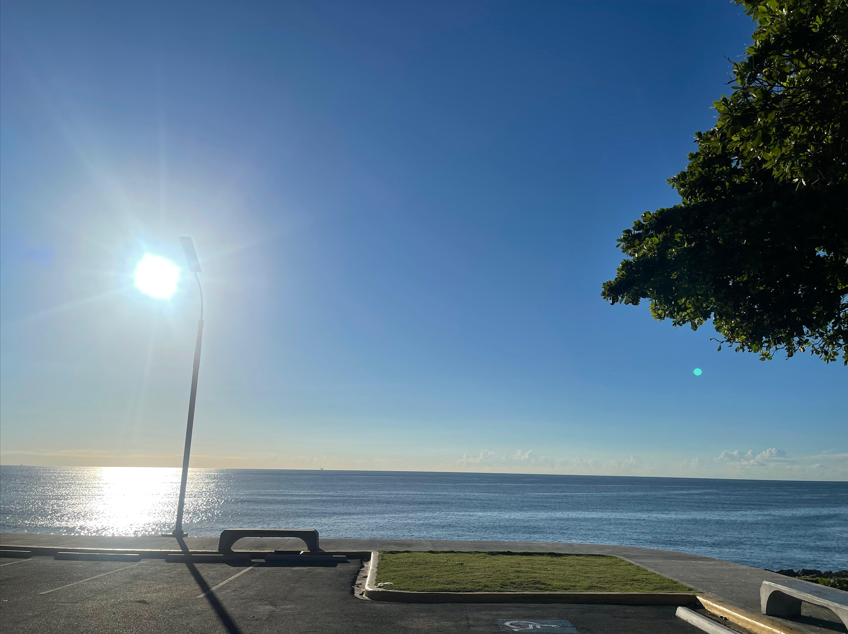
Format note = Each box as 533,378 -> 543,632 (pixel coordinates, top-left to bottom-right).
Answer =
1,466 -> 845,570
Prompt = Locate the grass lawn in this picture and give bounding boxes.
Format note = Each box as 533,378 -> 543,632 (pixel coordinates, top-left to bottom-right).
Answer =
374,551 -> 695,593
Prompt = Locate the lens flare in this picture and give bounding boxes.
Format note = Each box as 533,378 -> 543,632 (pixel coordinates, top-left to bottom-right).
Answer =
693,368 -> 702,376
134,254 -> 180,299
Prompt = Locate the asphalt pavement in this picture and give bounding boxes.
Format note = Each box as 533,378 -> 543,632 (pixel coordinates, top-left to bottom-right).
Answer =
0,553 -> 702,634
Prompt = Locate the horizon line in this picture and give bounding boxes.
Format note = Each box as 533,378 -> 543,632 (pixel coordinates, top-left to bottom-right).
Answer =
1,464 -> 845,484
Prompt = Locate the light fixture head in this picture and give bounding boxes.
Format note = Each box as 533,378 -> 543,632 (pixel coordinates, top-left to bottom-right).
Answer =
180,237 -> 201,273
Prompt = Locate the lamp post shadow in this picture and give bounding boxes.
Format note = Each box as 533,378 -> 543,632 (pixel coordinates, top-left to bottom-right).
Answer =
174,536 -> 244,634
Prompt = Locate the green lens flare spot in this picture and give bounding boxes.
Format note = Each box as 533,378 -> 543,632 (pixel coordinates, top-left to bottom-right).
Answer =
693,368 -> 702,376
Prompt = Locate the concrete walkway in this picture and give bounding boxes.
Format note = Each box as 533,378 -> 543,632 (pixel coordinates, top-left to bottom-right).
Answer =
2,533 -> 844,634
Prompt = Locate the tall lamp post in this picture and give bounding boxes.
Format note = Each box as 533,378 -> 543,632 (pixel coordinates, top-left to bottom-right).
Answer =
167,236 -> 204,539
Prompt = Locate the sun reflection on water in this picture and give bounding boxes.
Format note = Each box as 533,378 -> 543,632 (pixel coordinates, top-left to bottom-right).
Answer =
0,467 -> 232,536
89,467 -> 180,535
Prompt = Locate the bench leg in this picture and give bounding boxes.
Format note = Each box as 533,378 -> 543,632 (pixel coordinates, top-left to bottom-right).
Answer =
761,588 -> 803,617
218,535 -> 235,554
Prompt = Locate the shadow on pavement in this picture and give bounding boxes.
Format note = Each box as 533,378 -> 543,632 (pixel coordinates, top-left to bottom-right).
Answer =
788,615 -> 847,634
175,537 -> 243,634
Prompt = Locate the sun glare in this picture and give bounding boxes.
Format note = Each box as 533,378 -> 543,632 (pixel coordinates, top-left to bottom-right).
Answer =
134,254 -> 180,299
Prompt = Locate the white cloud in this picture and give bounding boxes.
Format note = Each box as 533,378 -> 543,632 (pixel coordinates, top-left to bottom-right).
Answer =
717,450 -> 742,462
452,446 -> 847,480
679,457 -> 700,470
717,448 -> 788,467
708,448 -> 848,479
457,450 -> 653,476
757,448 -> 787,460
459,449 -> 554,468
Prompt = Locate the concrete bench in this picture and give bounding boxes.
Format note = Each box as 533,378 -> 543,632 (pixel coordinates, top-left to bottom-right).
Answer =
218,529 -> 321,554
761,579 -> 848,630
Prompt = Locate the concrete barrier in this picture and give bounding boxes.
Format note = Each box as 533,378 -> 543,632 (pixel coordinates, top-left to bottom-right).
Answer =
676,607 -> 737,634
218,529 -> 320,554
761,579 -> 848,630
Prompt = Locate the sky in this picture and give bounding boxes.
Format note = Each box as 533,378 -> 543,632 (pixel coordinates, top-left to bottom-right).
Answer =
1,0 -> 845,481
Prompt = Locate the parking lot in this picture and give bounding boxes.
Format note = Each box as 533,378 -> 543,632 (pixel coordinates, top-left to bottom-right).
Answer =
0,553 -> 703,633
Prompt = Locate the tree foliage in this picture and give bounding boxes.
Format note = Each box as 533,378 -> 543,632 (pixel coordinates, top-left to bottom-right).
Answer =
602,0 -> 848,364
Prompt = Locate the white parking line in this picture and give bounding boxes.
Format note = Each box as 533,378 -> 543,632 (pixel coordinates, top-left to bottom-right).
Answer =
0,558 -> 34,568
39,563 -> 143,595
195,564 -> 257,599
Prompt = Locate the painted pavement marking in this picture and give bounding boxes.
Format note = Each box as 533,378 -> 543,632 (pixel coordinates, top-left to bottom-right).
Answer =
0,558 -> 34,568
195,564 -> 258,599
38,563 -> 143,595
499,620 -> 579,633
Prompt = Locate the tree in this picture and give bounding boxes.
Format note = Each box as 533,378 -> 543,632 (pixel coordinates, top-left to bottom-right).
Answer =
602,0 -> 848,364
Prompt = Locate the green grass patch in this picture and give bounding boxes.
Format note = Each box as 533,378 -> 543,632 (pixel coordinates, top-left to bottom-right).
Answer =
375,551 -> 695,593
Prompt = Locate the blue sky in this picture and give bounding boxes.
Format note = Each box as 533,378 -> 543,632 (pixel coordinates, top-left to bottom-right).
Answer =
1,0 -> 845,480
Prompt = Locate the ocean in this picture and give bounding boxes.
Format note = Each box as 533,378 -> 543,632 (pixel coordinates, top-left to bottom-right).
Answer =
1,466 -> 845,570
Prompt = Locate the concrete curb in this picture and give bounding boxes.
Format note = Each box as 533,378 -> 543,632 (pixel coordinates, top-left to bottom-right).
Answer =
265,553 -> 347,565
164,553 -> 252,563
1,544 -> 209,559
699,594 -> 807,634
0,549 -> 33,558
55,552 -> 141,562
0,544 -> 370,561
676,607 -> 738,634
363,551 -> 699,605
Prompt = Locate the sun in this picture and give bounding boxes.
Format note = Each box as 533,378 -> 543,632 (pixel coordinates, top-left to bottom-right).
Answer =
134,254 -> 180,299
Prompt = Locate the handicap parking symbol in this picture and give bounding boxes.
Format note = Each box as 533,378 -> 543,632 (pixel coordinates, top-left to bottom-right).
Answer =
498,620 -> 578,633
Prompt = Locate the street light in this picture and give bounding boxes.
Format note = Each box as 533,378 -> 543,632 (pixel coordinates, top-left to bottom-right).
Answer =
167,236 -> 204,538
134,238 -> 204,539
